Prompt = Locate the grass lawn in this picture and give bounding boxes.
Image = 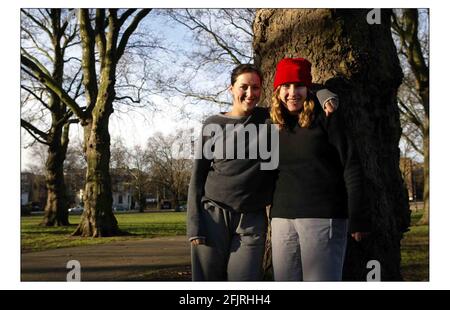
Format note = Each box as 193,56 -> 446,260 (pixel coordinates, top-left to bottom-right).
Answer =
401,209 -> 429,281
21,211 -> 186,253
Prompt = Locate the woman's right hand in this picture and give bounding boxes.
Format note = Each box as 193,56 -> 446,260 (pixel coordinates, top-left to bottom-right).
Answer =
191,238 -> 206,246
324,99 -> 338,117
351,232 -> 370,242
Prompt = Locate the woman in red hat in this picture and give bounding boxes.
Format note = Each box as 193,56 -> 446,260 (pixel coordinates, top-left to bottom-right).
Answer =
269,58 -> 371,281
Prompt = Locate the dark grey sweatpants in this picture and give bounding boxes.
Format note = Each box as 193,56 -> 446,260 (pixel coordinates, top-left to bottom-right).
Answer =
191,201 -> 267,281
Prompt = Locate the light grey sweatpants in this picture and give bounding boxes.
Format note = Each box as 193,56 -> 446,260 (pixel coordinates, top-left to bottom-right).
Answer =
191,201 -> 267,281
271,217 -> 348,281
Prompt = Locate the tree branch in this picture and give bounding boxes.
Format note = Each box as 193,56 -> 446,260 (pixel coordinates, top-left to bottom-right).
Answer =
222,9 -> 254,37
95,9 -> 107,70
115,95 -> 141,104
21,119 -> 50,144
21,47 -> 51,77
398,97 -> 423,131
21,9 -> 53,39
66,65 -> 83,94
401,132 -> 423,156
116,9 -> 152,62
79,9 -> 99,110
64,56 -> 82,63
185,9 -> 242,64
21,54 -> 85,120
164,83 -> 231,106
118,9 -> 137,27
62,15 -> 79,51
21,85 -> 51,110
21,27 -> 54,63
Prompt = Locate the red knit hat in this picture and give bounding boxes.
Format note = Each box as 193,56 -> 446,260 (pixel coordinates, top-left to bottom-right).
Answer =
273,58 -> 312,91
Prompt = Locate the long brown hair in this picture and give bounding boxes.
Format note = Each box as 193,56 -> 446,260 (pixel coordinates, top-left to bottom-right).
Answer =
270,87 -> 315,129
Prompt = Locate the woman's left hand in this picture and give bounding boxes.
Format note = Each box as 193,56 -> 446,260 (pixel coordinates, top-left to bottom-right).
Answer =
351,232 -> 370,242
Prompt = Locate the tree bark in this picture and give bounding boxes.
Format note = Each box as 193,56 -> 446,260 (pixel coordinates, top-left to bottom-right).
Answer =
253,9 -> 410,280
73,72 -> 121,236
72,109 -> 121,236
40,9 -> 70,226
72,10 -> 121,237
171,194 -> 179,211
138,187 -> 146,213
418,122 -> 429,225
41,131 -> 69,226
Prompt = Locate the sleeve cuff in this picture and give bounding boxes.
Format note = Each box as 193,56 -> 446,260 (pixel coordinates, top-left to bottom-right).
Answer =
323,97 -> 339,110
316,89 -> 339,109
189,236 -> 206,242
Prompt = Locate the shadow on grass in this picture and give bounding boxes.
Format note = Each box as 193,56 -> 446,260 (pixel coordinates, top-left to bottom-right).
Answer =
21,263 -> 192,281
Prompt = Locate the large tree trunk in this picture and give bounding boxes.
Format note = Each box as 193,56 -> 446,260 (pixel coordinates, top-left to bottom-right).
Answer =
138,188 -> 145,213
73,53 -> 122,236
72,10 -> 123,237
41,131 -> 69,226
72,102 -> 121,237
41,17 -> 70,226
418,123 -> 429,225
171,190 -> 179,211
254,9 -> 410,280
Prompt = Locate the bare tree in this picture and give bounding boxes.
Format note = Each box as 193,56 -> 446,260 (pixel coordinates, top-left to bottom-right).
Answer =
64,139 -> 87,207
21,9 -> 152,236
110,138 -> 152,212
110,137 -> 129,171
146,130 -> 192,209
126,145 -> 152,212
24,142 -> 47,175
392,9 -> 429,225
21,9 -> 81,226
157,9 -> 255,108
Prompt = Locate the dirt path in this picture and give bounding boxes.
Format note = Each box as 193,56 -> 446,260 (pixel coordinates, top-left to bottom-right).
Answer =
21,236 -> 191,281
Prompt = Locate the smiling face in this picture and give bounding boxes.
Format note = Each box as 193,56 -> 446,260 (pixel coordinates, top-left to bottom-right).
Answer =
229,72 -> 261,116
279,83 -> 308,114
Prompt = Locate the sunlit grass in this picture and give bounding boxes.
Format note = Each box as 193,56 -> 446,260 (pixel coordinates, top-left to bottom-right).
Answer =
21,212 -> 186,253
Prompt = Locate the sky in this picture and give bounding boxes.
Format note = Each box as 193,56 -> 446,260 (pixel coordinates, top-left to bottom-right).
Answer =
20,10 -> 231,170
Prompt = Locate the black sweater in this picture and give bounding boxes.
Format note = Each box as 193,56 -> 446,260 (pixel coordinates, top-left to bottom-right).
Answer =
271,104 -> 371,233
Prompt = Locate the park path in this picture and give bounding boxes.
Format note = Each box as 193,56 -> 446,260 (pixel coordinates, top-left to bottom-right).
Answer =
21,236 -> 191,281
